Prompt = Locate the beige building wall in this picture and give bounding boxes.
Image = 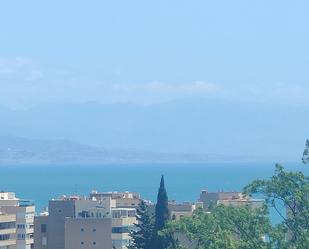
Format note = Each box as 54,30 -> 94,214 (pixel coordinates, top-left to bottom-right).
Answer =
112,219 -> 134,249
148,201 -> 203,220
115,198 -> 140,208
0,192 -> 35,249
64,218 -> 112,249
1,205 -> 35,249
90,192 -> 141,208
199,190 -> 264,210
169,201 -> 198,220
217,199 -> 264,209
112,209 -> 136,249
0,213 -> 16,249
0,193 -> 19,207
199,190 -> 242,210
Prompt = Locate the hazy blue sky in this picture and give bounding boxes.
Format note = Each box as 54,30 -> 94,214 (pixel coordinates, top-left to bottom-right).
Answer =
0,0 -> 309,108
0,1 -> 308,159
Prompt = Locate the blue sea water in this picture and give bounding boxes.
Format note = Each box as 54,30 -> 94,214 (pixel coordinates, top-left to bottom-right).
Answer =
0,162 -> 308,215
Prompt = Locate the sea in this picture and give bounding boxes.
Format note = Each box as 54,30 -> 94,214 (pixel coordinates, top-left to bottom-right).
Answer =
1,162 -> 308,214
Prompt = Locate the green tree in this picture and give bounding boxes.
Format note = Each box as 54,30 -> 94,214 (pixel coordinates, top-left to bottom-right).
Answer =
154,175 -> 170,249
165,205 -> 280,249
128,200 -> 154,249
302,139 -> 309,164
244,164 -> 309,248
155,175 -> 170,230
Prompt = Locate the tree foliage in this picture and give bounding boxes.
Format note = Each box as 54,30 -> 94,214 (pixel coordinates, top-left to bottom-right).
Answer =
129,175 -> 174,249
128,200 -> 154,249
244,164 -> 309,248
154,175 -> 171,249
302,139 -> 309,164
164,205 -> 284,249
155,175 -> 170,230
165,164 -> 309,249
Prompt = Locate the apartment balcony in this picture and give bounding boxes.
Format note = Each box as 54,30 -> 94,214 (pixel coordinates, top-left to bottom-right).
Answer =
17,237 -> 34,245
0,239 -> 16,247
0,228 -> 16,235
16,227 -> 34,234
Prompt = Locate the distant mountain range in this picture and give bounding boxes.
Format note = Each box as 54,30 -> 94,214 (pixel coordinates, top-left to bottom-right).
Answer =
0,100 -> 305,163
0,136 -> 274,165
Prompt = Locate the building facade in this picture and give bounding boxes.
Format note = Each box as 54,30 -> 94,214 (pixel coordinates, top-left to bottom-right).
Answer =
148,201 -> 203,221
64,218 -> 112,249
111,208 -> 136,249
0,212 -> 16,249
90,191 -> 141,208
198,189 -> 264,210
0,192 -> 35,249
169,201 -> 203,220
34,194 -> 137,249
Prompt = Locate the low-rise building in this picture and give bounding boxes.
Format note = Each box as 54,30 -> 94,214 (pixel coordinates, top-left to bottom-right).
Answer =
169,201 -> 203,220
198,189 -> 263,210
148,201 -> 203,220
90,191 -> 141,208
217,198 -> 264,208
199,189 -> 241,210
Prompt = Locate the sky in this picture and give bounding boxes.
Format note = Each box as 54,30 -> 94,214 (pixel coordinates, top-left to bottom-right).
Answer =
0,1 -> 308,159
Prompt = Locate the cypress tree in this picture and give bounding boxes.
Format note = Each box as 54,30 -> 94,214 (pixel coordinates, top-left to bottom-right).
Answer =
128,200 -> 154,249
154,175 -> 170,249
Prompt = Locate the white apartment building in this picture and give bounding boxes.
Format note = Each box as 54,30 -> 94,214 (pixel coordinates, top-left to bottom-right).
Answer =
0,212 -> 16,249
112,208 -> 136,249
0,192 -> 35,249
90,191 -> 139,248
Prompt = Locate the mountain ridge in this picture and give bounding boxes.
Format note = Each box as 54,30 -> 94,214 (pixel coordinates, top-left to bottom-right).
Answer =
0,136 -> 282,165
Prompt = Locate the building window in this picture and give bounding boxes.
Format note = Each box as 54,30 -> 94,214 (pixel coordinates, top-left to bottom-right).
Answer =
81,241 -> 84,245
25,212 -> 35,219
42,236 -> 47,246
41,224 -> 47,233
93,241 -> 96,245
81,228 -> 84,232
112,226 -> 131,233
0,234 -> 11,240
0,222 -> 15,230
112,239 -> 130,247
92,228 -> 96,232
17,233 -> 26,240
